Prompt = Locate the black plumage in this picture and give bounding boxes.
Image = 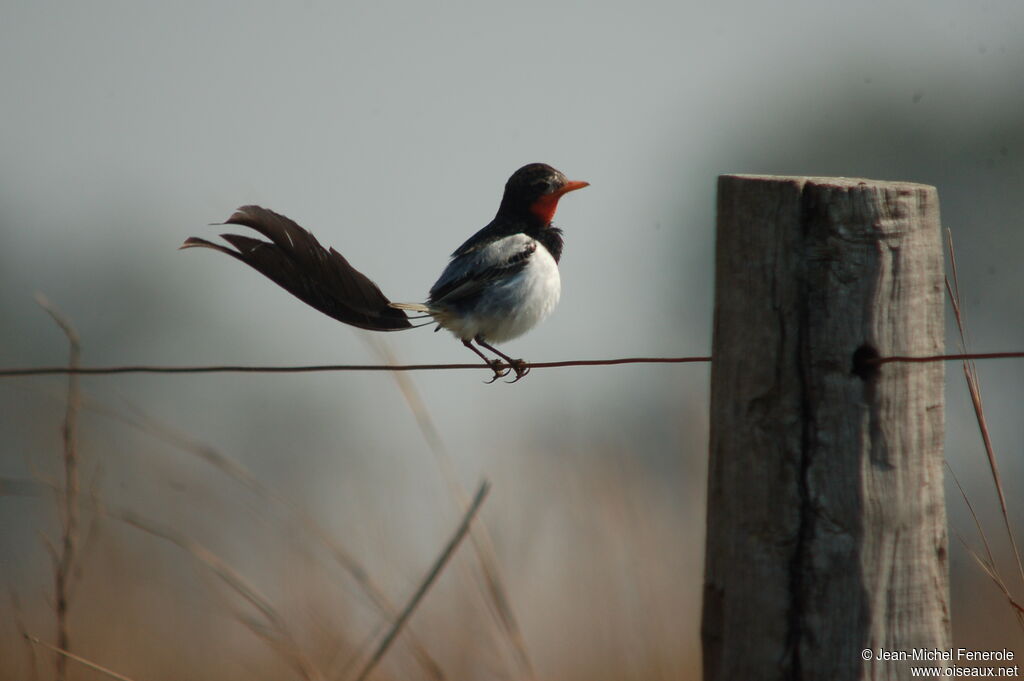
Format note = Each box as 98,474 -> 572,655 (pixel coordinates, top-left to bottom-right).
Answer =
181,205 -> 411,331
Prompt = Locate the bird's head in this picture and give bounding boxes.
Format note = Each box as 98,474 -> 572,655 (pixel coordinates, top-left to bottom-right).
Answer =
498,163 -> 589,224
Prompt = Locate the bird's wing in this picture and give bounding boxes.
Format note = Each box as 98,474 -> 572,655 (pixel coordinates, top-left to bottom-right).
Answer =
428,233 -> 536,307
181,205 -> 412,331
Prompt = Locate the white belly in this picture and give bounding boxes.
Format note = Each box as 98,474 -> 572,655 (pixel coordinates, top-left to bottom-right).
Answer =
439,246 -> 561,343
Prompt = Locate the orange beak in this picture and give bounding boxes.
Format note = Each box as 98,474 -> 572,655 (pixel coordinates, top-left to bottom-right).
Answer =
530,180 -> 589,223
555,180 -> 590,196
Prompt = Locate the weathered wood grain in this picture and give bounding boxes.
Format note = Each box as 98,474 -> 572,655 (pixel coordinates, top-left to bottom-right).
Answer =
703,175 -> 949,681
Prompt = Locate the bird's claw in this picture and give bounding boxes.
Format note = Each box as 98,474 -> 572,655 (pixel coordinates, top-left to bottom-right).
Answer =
504,359 -> 530,383
483,360 -> 511,384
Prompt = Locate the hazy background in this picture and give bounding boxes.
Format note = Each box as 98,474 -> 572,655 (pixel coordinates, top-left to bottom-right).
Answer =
2,1 -> 1023,679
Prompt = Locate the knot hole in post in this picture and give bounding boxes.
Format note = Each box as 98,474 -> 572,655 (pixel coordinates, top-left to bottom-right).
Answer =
852,343 -> 881,381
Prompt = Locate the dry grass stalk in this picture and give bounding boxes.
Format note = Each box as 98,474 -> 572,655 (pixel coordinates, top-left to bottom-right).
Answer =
36,293 -> 82,681
945,229 -> 1024,628
110,506 -> 324,681
9,589 -> 41,681
947,464 -> 1005,587
76,395 -> 445,681
8,378 -> 448,680
25,634 -> 141,681
947,465 -> 1024,615
353,480 -> 491,681
369,337 -> 537,680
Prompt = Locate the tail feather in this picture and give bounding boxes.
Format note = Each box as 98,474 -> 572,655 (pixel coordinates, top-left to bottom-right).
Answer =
389,302 -> 432,313
181,205 -> 413,331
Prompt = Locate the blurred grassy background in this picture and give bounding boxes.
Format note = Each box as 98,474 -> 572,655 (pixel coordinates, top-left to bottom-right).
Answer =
2,1 -> 1024,678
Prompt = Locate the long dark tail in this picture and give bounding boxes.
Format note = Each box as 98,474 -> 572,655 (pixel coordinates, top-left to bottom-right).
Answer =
181,205 -> 412,331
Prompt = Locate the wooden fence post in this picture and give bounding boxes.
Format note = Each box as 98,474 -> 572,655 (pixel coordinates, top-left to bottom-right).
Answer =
702,176 -> 950,681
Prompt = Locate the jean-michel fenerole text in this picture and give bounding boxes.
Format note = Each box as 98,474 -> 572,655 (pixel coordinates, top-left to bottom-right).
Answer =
872,648 -> 1015,662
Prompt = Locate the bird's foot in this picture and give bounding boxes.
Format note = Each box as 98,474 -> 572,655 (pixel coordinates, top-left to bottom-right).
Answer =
483,360 -> 511,384
505,359 -> 530,383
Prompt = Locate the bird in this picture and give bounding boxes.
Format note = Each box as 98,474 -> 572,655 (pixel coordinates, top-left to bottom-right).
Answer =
181,163 -> 588,382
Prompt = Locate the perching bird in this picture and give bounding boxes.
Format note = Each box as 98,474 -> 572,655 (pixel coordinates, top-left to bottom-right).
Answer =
181,163 -> 588,382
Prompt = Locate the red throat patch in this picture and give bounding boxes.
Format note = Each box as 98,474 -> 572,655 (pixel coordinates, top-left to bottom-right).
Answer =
528,180 -> 589,224
529,193 -> 562,224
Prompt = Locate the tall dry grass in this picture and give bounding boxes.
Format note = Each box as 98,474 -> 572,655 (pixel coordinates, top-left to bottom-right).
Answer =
1,307 -> 702,681
944,231 -> 1024,632
11,235 -> 1022,681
